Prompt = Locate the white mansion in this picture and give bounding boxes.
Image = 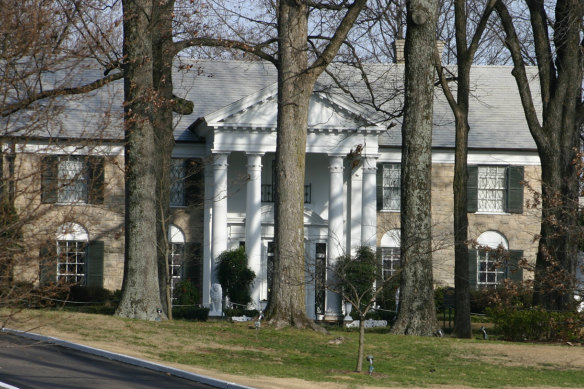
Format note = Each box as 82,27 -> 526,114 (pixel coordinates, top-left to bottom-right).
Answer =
3,59 -> 544,319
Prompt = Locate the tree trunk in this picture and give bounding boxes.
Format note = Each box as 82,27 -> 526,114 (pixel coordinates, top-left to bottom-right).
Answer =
264,0 -> 367,329
152,0 -> 176,319
533,140 -> 580,310
495,0 -> 582,311
266,0 -> 315,329
115,0 -> 165,320
356,316 -> 366,372
391,0 -> 439,336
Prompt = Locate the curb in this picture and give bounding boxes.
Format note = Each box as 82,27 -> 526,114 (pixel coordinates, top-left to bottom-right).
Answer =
2,328 -> 255,389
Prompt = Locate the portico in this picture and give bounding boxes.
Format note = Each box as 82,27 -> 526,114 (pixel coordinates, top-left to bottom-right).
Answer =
192,85 -> 383,318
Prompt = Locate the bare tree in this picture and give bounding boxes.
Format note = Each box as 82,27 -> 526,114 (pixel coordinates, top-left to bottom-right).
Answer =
390,0 -> 440,336
114,0 -> 165,320
495,0 -> 583,311
331,246 -> 398,372
0,0 -> 125,322
434,0 -> 497,338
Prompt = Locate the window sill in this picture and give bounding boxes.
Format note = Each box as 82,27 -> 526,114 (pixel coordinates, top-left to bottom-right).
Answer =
170,205 -> 188,209
473,211 -> 511,216
380,209 -> 400,213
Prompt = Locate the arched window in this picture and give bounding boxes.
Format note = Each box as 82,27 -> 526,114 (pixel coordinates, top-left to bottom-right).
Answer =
380,229 -> 401,280
56,223 -> 88,284
471,231 -> 523,289
168,225 -> 185,300
476,231 -> 508,287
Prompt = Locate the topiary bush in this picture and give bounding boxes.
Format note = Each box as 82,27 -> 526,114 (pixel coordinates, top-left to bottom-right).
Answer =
217,247 -> 255,307
172,306 -> 209,321
173,279 -> 199,306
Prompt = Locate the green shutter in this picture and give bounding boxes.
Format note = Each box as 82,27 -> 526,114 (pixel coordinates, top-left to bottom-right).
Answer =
86,241 -> 104,287
41,156 -> 58,204
507,250 -> 524,283
184,242 -> 202,303
87,157 -> 105,205
39,244 -> 57,285
468,248 -> 478,290
184,159 -> 203,207
376,164 -> 383,211
507,166 -> 524,214
467,166 -> 478,213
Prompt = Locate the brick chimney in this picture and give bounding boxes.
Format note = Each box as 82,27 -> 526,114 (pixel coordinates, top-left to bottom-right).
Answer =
393,39 -> 446,64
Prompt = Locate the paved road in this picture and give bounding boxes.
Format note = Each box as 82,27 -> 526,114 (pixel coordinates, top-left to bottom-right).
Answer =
0,333 -> 216,389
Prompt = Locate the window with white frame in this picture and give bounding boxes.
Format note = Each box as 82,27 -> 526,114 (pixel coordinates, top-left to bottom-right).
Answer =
168,225 -> 185,301
56,223 -> 88,285
170,159 -> 186,207
477,166 -> 507,212
470,230 -> 524,289
477,249 -> 506,287
380,229 -> 401,280
381,163 -> 400,211
41,155 -> 104,205
468,165 -> 524,214
58,157 -> 88,203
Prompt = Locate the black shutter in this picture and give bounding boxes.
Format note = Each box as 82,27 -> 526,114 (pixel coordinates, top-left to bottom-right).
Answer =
467,166 -> 478,213
41,156 -> 58,204
506,166 -> 524,214
376,164 -> 383,211
86,241 -> 104,287
184,159 -> 203,207
506,250 -> 524,283
39,244 -> 57,285
468,248 -> 478,290
87,157 -> 105,205
184,242 -> 202,303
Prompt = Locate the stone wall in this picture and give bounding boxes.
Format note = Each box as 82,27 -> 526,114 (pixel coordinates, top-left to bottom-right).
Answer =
377,163 -> 542,286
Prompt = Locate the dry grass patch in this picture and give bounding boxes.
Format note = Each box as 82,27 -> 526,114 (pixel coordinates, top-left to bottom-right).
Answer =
454,341 -> 584,370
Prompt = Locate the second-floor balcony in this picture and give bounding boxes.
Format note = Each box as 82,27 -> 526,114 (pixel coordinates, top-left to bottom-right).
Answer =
261,184 -> 312,204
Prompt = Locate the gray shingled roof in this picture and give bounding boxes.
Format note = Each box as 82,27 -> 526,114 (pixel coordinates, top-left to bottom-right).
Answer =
2,59 -> 539,151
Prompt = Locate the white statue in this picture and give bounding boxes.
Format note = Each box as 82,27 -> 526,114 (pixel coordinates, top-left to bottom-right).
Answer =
210,283 -> 223,316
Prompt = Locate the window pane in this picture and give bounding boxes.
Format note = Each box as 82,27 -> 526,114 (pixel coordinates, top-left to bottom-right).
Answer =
477,250 -> 506,287
58,157 -> 88,203
381,247 -> 400,279
56,240 -> 87,285
478,166 -> 506,212
382,164 -> 400,211
170,159 -> 186,207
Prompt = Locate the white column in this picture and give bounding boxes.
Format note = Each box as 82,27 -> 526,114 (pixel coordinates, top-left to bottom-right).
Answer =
202,163 -> 213,307
211,153 -> 229,281
326,155 -> 344,318
350,164 -> 363,254
245,153 -> 263,310
361,155 -> 378,249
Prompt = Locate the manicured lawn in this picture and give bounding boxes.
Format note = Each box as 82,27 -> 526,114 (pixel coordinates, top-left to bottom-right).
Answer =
6,309 -> 584,388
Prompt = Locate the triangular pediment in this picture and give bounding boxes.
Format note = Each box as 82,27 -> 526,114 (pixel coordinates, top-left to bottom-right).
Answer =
197,83 -> 382,133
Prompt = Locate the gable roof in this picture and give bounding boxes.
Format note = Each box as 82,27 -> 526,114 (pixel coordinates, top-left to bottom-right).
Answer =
193,81 -> 383,134
2,59 -> 539,151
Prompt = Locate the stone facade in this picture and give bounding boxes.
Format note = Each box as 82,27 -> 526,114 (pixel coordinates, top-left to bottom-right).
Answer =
377,162 -> 541,287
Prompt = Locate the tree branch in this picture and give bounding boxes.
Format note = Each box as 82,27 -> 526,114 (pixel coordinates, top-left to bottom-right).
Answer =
171,38 -> 278,65
495,0 -> 544,142
1,71 -> 124,117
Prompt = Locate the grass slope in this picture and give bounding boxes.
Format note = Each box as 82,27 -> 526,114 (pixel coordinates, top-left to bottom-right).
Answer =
6,309 -> 584,388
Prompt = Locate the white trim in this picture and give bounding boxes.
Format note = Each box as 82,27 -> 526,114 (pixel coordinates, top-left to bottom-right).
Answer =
378,149 -> 541,166
8,142 -> 124,156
